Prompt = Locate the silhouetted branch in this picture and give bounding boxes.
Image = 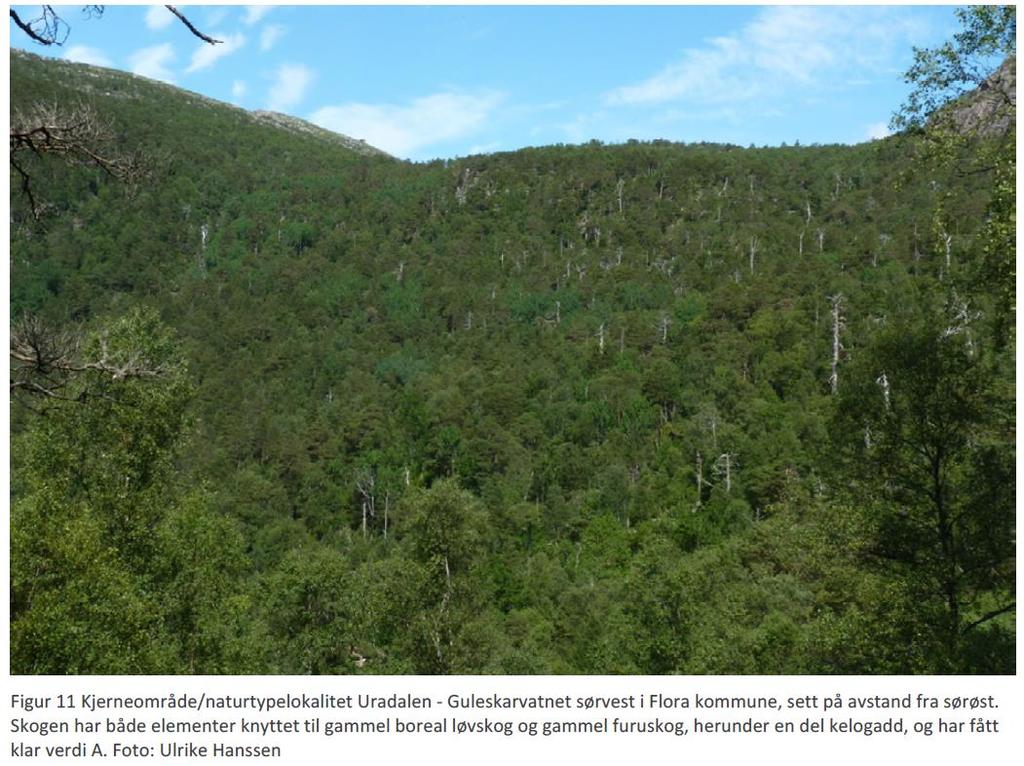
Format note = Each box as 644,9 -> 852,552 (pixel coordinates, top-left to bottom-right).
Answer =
10,102 -> 149,219
10,315 -> 170,402
9,7 -> 68,46
10,5 -> 219,47
165,5 -> 222,44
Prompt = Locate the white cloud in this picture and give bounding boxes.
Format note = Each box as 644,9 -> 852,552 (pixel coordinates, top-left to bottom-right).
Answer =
606,36 -> 755,106
232,80 -> 247,101
127,43 -> 176,83
260,24 -> 285,52
244,6 -> 273,26
186,32 -> 245,73
145,6 -> 173,31
867,121 -> 892,140
558,111 -> 609,144
266,63 -> 315,112
205,8 -> 229,28
310,90 -> 505,159
744,7 -> 838,83
64,45 -> 112,67
606,6 -> 927,107
467,141 -> 501,156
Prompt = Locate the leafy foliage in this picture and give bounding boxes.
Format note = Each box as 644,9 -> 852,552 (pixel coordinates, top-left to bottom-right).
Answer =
8,29 -> 1014,674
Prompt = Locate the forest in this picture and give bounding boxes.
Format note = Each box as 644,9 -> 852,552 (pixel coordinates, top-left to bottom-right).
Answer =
8,8 -> 1015,674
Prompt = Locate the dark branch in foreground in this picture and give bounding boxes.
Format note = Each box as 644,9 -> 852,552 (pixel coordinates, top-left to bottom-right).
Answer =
165,5 -> 222,44
9,7 -> 68,46
10,5 -> 219,47
10,102 -> 149,219
961,602 -> 1016,635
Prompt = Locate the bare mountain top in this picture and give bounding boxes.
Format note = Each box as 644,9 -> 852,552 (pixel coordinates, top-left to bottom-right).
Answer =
250,111 -> 392,158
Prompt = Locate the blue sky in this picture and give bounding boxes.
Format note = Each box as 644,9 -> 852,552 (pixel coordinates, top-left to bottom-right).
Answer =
10,4 -> 961,161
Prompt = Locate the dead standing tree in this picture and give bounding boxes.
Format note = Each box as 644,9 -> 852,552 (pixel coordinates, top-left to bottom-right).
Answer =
827,294 -> 846,395
655,311 -> 671,344
712,452 -> 736,494
355,468 -> 377,539
693,450 -> 704,511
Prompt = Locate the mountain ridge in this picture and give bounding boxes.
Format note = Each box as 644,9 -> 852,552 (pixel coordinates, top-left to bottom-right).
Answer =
10,48 -> 392,158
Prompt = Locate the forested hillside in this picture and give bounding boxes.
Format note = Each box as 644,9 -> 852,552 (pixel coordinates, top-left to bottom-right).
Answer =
9,41 -> 1015,674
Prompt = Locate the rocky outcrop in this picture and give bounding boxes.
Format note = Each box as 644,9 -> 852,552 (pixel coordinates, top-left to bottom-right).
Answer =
947,57 -> 1016,137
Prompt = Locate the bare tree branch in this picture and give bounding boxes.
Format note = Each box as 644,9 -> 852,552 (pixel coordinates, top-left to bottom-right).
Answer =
10,6 -> 213,219
9,156 -> 45,219
10,5 -> 219,47
10,315 -> 170,403
9,7 -> 69,46
165,5 -> 222,45
10,102 -> 150,219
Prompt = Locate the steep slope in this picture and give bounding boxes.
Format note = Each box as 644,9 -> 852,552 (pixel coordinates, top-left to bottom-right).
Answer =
9,53 -> 1013,675
11,49 -> 391,157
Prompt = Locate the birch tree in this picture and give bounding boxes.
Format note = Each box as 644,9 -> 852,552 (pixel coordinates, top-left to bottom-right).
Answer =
833,315 -> 1014,664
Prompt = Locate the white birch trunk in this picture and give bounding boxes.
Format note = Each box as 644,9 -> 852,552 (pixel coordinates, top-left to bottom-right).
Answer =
828,294 -> 845,395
